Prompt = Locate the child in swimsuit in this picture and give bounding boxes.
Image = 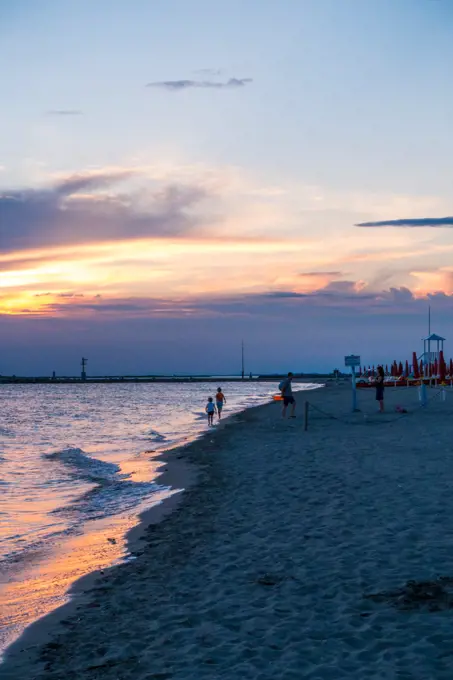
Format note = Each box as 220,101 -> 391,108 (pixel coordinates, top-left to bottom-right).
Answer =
206,397 -> 216,426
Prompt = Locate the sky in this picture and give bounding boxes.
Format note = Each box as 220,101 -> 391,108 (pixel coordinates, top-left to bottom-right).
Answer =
2,0 -> 453,375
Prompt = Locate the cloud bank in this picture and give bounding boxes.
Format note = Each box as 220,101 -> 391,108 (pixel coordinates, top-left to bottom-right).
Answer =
146,78 -> 252,91
6,280 -> 449,320
357,217 -> 453,228
0,171 -> 209,252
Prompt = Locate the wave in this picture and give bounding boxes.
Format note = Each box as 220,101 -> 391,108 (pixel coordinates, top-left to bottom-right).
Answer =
0,526 -> 74,565
146,429 -> 167,441
0,426 -> 15,437
52,478 -> 163,521
44,448 -> 122,484
45,447 -> 164,522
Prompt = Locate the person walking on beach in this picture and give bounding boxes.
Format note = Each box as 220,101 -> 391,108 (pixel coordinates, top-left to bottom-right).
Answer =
279,372 -> 296,418
375,365 -> 385,413
216,387 -> 226,420
205,397 -> 216,426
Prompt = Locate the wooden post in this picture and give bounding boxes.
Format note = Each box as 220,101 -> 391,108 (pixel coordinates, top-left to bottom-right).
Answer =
304,401 -> 309,431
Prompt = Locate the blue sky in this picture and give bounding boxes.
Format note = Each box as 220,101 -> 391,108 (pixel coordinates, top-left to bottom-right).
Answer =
1,0 -> 453,375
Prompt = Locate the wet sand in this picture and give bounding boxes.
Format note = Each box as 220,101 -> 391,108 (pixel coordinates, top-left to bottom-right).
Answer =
0,452 -> 195,659
4,383 -> 453,679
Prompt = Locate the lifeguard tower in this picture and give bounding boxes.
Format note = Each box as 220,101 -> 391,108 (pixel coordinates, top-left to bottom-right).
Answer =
421,333 -> 445,376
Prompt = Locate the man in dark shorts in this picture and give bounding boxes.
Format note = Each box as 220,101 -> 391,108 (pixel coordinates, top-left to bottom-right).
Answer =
279,372 -> 296,418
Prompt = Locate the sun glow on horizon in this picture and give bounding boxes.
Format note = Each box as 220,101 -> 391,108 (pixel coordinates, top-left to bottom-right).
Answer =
2,158 -> 453,317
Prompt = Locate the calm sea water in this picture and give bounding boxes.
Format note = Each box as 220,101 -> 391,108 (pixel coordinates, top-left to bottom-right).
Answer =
0,381 -> 317,656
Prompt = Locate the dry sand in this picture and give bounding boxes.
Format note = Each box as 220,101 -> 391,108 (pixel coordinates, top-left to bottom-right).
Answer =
4,383 -> 453,679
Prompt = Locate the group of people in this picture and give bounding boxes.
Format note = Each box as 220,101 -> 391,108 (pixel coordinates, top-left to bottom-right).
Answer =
205,373 -> 298,426
204,367 -> 386,426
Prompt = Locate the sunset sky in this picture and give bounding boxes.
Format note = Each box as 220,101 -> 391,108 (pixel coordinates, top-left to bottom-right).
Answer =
2,0 -> 453,375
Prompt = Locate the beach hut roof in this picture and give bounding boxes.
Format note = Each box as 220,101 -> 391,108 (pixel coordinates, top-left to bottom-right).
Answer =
424,333 -> 445,341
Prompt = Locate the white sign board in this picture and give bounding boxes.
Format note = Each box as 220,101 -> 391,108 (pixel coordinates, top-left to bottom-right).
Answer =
345,355 -> 361,367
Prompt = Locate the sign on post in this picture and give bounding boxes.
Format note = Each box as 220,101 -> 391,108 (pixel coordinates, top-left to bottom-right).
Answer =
344,355 -> 361,412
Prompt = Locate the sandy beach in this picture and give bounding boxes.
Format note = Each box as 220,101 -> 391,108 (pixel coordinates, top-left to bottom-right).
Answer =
4,383 -> 453,679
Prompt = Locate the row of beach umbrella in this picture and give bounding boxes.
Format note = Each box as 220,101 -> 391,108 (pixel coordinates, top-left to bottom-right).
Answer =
359,351 -> 451,381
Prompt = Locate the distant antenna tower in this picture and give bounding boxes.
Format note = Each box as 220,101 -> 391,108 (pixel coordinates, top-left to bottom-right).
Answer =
81,357 -> 87,381
241,340 -> 245,379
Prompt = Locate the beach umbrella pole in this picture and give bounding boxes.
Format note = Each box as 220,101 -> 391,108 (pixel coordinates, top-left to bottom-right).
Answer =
419,382 -> 427,407
345,356 -> 360,412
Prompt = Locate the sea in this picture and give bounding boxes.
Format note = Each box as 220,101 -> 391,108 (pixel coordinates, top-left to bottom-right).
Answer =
0,380 -> 318,656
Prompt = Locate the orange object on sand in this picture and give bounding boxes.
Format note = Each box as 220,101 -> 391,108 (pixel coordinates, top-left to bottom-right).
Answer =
273,395 -> 283,401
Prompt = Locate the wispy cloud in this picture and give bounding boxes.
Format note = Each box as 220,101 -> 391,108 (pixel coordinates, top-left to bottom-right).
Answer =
46,110 -> 83,116
146,78 -> 252,91
299,271 -> 343,278
193,68 -> 223,76
357,217 -> 453,228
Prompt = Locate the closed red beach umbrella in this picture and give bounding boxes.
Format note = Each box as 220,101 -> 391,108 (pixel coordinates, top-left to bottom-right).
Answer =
450,359 -> 453,376
412,352 -> 419,378
434,357 -> 439,376
405,360 -> 409,377
385,364 -> 389,375
419,359 -> 424,377
439,351 -> 447,382
398,361 -> 403,376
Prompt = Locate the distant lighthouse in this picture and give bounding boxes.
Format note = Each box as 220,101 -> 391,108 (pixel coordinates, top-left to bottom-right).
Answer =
81,357 -> 87,381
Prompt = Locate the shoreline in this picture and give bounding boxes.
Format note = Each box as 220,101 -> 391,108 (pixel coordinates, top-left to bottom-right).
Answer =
0,449 -> 197,665
0,397 -> 273,672
0,448 -> 197,661
11,383 -> 453,678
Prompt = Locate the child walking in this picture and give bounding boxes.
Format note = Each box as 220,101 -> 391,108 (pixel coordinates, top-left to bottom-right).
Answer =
216,387 -> 226,420
205,397 -> 216,426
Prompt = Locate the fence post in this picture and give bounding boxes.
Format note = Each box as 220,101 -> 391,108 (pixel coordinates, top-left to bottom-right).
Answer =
351,366 -> 357,412
304,401 -> 309,431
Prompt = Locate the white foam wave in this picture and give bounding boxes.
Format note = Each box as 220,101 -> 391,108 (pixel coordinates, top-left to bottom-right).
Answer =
44,448 -> 121,483
147,429 -> 167,441
44,448 -> 161,521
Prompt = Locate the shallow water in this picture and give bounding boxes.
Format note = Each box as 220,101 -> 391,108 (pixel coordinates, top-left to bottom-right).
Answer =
0,381 -> 318,654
